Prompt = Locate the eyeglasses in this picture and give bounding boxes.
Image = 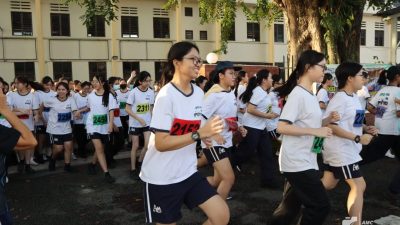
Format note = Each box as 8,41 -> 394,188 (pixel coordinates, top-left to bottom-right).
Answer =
183,57 -> 203,66
315,64 -> 327,71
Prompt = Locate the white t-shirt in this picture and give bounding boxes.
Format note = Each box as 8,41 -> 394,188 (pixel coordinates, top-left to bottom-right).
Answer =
140,83 -> 203,185
323,92 -> 364,167
369,86 -> 400,135
356,86 -> 371,110
33,90 -> 56,125
317,88 -> 329,115
111,94 -> 122,127
201,90 -> 237,148
266,91 -> 281,131
236,84 -> 246,125
86,92 -> 118,135
242,86 -> 271,130
126,87 -> 155,128
73,92 -> 89,125
0,95 -> 13,128
8,91 -> 35,131
279,86 -> 322,172
45,96 -> 77,135
116,89 -> 130,117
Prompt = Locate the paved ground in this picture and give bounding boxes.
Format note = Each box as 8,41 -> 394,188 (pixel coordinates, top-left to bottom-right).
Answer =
5,150 -> 400,225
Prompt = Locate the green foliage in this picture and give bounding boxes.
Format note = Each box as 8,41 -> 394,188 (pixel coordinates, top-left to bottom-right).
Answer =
64,0 -> 118,26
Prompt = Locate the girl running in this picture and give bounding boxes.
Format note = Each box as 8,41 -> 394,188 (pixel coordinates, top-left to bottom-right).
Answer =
270,50 -> 339,225
316,73 -> 333,113
266,74 -> 283,141
46,82 -> 78,172
116,79 -> 130,145
321,62 -> 375,225
140,41 -> 229,225
234,70 -> 248,125
86,75 -> 118,183
126,71 -> 155,179
108,76 -> 124,166
72,81 -> 90,158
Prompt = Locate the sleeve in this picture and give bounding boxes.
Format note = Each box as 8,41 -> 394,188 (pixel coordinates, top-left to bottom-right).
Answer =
0,125 -> 20,154
369,92 -> 379,108
396,88 -> 400,111
108,94 -> 118,110
32,92 -> 41,110
249,88 -> 264,106
323,95 -> 345,123
317,89 -> 328,104
365,87 -> 371,99
43,97 -> 53,108
6,94 -> 13,110
126,90 -> 135,105
70,97 -> 78,111
150,90 -> 155,105
202,94 -> 220,120
150,92 -> 173,133
279,92 -> 301,124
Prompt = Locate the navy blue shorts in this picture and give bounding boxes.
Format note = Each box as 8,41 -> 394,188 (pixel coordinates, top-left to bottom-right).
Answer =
129,126 -> 150,136
88,133 -> 110,144
143,172 -> 217,224
49,133 -> 73,145
203,146 -> 230,164
323,162 -> 362,180
35,125 -> 47,134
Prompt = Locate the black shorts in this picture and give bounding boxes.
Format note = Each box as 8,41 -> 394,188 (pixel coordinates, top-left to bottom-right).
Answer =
88,132 -> 110,144
49,133 -> 73,145
35,125 -> 47,134
203,146 -> 230,164
323,162 -> 362,180
143,172 -> 217,224
129,126 -> 149,136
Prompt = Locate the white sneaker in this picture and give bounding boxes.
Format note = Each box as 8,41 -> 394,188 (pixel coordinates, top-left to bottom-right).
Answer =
385,149 -> 395,159
72,153 -> 77,160
30,157 -> 39,166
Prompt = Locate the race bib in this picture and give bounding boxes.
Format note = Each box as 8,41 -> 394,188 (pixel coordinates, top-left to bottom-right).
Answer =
93,114 -> 107,125
113,108 -> 120,117
119,102 -> 126,109
136,103 -> 150,114
170,118 -> 200,135
375,106 -> 386,118
225,117 -> 238,132
353,110 -> 365,127
57,112 -> 72,122
311,137 -> 324,154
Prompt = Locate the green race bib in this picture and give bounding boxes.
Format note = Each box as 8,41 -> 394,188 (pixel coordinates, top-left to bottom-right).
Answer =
311,137 -> 324,154
136,103 -> 150,114
93,114 -> 107,125
119,101 -> 127,109
0,114 -> 4,119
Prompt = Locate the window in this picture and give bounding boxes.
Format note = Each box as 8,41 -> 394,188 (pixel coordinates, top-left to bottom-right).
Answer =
375,30 -> 384,47
87,15 -> 105,37
200,30 -> 207,40
247,22 -> 260,42
121,16 -> 139,38
227,23 -> 235,41
153,18 -> 170,38
274,23 -> 284,43
122,62 -> 140,80
88,62 -> 107,80
53,62 -> 72,81
360,29 -> 366,46
184,7 -> 193,17
14,62 -> 35,81
155,61 -> 167,82
11,12 -> 33,36
185,30 -> 193,40
51,13 -> 70,36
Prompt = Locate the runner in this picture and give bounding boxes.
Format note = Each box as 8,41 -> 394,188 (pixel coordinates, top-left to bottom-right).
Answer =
126,71 -> 155,180
46,82 -> 78,172
116,79 -> 130,145
86,75 -> 118,183
108,76 -> 124,167
234,70 -> 248,125
317,73 -> 334,113
140,41 -> 229,225
72,81 -> 90,158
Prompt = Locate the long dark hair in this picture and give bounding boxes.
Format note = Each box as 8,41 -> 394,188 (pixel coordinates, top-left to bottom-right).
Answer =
42,76 -> 54,85
275,50 -> 325,98
234,70 -> 247,97
240,69 -> 270,104
335,62 -> 363,89
378,66 -> 400,85
93,75 -> 110,107
160,41 -> 200,87
203,70 -> 217,93
134,71 -> 151,89
55,82 -> 70,98
108,76 -> 119,96
317,73 -> 333,94
29,81 -> 45,92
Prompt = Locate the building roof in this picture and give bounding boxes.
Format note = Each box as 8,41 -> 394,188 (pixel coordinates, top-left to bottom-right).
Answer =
376,5 -> 400,17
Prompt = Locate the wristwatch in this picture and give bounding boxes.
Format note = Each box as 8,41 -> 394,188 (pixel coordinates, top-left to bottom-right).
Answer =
191,131 -> 201,142
354,135 -> 361,143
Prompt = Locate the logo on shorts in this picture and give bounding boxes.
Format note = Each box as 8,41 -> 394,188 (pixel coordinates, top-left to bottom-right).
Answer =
218,148 -> 225,154
153,205 -> 162,214
353,164 -> 359,171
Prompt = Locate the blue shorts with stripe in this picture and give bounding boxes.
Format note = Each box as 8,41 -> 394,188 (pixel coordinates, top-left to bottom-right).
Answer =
322,162 -> 363,180
203,146 -> 231,164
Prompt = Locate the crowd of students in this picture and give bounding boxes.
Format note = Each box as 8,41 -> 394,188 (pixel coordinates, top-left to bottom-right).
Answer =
0,41 -> 399,225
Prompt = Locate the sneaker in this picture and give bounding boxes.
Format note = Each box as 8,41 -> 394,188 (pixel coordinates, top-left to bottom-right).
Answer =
48,158 -> 56,171
30,158 -> 39,166
17,161 -> 24,173
25,165 -> 36,174
42,154 -> 48,162
87,163 -> 97,175
72,153 -> 77,160
385,149 -> 395,159
104,172 -> 115,183
130,170 -> 140,180
64,164 -> 74,173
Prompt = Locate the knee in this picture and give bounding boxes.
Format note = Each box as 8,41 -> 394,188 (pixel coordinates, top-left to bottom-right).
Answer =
324,182 -> 337,191
216,202 -> 230,225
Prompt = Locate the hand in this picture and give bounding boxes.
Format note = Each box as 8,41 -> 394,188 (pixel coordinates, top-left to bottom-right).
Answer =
314,127 -> 332,138
211,134 -> 226,145
328,111 -> 340,123
198,116 -> 224,138
74,111 -> 82,120
202,138 -> 212,148
23,109 -> 32,115
130,71 -> 137,78
360,134 -> 373,145
113,124 -> 119,132
34,114 -> 40,123
364,126 -> 378,136
108,124 -> 113,133
138,118 -> 146,127
395,97 -> 400,105
266,112 -> 279,119
239,126 -> 247,137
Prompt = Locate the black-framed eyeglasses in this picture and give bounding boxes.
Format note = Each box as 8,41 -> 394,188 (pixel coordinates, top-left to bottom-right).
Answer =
315,64 -> 327,71
183,57 -> 203,66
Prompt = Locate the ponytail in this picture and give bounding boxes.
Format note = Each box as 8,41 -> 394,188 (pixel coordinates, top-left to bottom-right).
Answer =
103,80 -> 110,107
240,69 -> 270,103
274,68 -> 300,98
378,70 -> 387,85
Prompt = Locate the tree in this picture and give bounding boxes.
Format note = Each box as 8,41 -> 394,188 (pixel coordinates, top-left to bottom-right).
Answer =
64,0 -> 397,64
